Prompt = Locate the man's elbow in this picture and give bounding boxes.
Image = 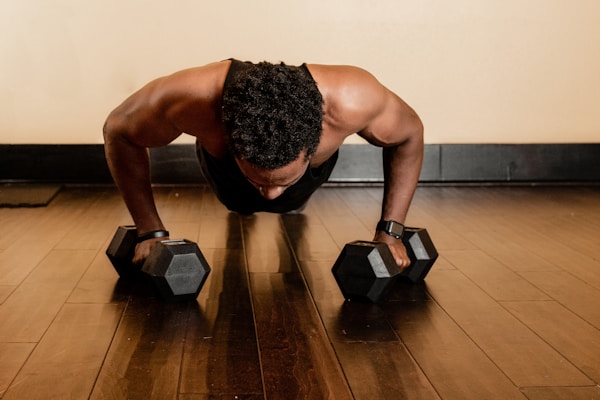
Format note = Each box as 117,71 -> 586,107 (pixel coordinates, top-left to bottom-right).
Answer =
399,113 -> 423,151
409,109 -> 424,143
103,111 -> 128,147
102,118 -> 112,145
103,111 -> 117,143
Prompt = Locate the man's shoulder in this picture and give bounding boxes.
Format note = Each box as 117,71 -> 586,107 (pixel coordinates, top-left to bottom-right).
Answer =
148,61 -> 231,116
307,64 -> 389,133
305,64 -> 377,83
307,64 -> 385,107
165,60 -> 231,93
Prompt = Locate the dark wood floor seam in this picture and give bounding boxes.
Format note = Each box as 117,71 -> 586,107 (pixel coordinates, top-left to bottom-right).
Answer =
238,214 -> 268,397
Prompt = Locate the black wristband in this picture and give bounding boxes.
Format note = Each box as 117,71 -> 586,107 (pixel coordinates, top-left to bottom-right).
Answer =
376,220 -> 405,239
136,230 -> 170,243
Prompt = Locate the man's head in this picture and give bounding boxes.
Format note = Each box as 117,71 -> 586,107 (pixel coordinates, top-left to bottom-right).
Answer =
221,61 -> 323,170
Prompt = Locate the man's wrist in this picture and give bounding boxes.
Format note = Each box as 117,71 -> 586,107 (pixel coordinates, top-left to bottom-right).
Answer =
376,220 -> 405,239
136,229 -> 170,243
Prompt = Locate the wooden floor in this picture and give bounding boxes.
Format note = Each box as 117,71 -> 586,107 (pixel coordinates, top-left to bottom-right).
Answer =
1,184 -> 599,400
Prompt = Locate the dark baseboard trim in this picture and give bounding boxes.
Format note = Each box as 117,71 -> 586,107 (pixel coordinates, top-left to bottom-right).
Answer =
333,143 -> 600,183
1,143 -> 598,184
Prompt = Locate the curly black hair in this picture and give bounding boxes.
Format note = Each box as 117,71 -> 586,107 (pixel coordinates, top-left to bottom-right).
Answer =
221,61 -> 323,170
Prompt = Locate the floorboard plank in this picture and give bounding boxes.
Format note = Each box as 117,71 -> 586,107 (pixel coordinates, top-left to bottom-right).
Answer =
0,194 -> 94,287
0,285 -> 15,304
531,215 -> 600,260
243,213 -> 353,400
521,386 -> 600,400
250,272 -> 352,400
179,298 -> 263,398
67,242 -> 129,304
90,298 -> 190,400
0,249 -> 96,342
180,214 -> 263,398
328,297 -> 442,399
334,341 -> 441,400
504,225 -> 600,289
386,301 -> 525,400
502,300 -> 600,382
0,208 -> 40,251
442,250 -> 551,301
199,216 -> 242,249
2,303 -> 123,400
158,187 -> 206,223
518,270 -> 600,330
384,297 -> 527,400
460,229 -> 561,272
0,343 -> 35,397
493,220 -> 600,290
0,237 -> 58,287
332,187 -> 382,229
309,190 -> 372,248
425,269 -> 592,387
55,216 -> 118,251
280,213 -> 340,263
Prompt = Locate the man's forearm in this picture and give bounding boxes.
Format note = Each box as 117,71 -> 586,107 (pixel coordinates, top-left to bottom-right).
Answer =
380,133 -> 424,225
104,134 -> 165,234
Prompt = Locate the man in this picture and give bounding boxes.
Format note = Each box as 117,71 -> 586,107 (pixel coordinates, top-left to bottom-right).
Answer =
103,59 -> 424,269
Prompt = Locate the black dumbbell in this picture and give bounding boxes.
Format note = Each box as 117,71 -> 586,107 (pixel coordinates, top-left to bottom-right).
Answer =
106,225 -> 211,301
331,227 -> 438,303
106,225 -> 139,278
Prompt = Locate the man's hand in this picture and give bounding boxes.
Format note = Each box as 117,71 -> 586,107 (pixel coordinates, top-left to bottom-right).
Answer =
132,237 -> 168,265
373,231 -> 411,271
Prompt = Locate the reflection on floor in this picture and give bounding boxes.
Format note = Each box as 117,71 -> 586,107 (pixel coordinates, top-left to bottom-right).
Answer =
0,185 -> 599,399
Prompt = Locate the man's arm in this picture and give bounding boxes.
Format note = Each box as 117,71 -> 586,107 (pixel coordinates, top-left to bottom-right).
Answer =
376,111 -> 423,270
353,72 -> 424,270
103,79 -> 182,264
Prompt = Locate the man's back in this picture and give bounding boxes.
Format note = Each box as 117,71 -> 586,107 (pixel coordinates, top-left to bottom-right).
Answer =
104,60 -> 416,165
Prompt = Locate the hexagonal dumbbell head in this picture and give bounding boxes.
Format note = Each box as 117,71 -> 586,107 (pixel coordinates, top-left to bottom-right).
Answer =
142,239 -> 211,302
401,227 -> 439,282
105,225 -> 140,278
332,241 -> 401,303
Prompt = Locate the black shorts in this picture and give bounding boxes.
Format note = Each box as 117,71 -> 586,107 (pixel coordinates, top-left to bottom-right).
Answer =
196,142 -> 338,214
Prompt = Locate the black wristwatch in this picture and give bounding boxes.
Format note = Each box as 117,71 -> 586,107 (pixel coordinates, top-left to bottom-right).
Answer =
376,220 -> 405,239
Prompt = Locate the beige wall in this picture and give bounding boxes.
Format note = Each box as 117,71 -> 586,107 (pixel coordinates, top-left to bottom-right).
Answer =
1,0 -> 599,145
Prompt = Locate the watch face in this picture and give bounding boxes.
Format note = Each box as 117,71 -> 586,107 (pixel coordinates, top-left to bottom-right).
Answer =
389,221 -> 404,237
378,220 -> 404,238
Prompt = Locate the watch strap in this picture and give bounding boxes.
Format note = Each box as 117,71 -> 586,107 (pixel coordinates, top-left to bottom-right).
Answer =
376,220 -> 405,239
136,230 -> 170,243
